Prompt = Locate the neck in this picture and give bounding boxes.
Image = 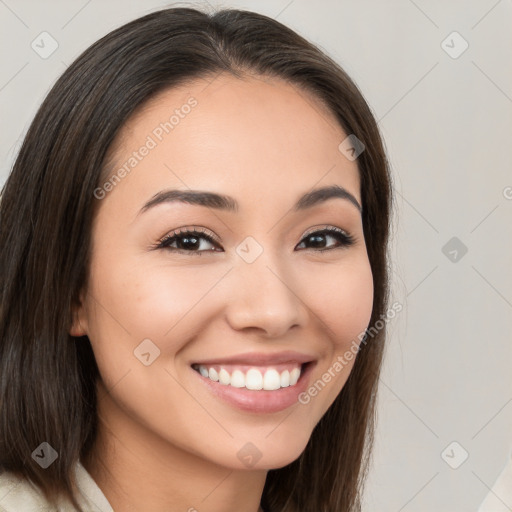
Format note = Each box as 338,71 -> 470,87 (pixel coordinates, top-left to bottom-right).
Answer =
82,379 -> 267,512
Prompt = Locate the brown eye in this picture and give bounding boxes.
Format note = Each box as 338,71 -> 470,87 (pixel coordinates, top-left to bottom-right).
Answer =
157,228 -> 222,255
296,227 -> 355,252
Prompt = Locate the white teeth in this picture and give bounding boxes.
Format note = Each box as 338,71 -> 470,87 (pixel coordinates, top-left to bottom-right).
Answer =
245,368 -> 263,390
230,370 -> 245,388
195,364 -> 304,391
218,368 -> 231,385
263,369 -> 281,390
289,367 -> 300,386
280,370 -> 290,388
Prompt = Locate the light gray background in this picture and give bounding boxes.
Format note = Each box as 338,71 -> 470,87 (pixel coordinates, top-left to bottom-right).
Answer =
1,1 -> 511,511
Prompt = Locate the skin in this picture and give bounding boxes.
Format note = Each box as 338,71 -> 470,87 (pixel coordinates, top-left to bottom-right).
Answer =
71,72 -> 374,512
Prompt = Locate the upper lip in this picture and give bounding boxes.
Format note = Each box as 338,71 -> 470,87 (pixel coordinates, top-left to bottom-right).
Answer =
191,350 -> 316,366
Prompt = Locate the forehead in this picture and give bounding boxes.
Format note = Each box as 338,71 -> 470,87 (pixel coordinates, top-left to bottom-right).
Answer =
101,72 -> 361,215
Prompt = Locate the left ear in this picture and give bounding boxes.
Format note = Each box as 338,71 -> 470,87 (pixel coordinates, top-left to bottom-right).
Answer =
69,289 -> 88,337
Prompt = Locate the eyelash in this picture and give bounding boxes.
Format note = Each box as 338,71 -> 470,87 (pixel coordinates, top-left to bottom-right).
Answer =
154,225 -> 356,256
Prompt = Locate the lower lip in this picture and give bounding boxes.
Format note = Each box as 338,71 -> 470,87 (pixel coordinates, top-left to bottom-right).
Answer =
191,362 -> 315,414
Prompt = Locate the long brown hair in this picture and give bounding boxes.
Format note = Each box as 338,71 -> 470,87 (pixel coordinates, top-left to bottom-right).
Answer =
0,7 -> 392,511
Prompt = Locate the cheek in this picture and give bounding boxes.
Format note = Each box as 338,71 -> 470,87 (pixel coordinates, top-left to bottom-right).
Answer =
83,259 -> 221,424
87,252 -> 222,344
303,257 -> 374,350
291,256 -> 374,418
83,255 -> 238,403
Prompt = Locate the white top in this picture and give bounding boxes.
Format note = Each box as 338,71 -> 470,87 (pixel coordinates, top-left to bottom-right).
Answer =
0,459 -> 113,512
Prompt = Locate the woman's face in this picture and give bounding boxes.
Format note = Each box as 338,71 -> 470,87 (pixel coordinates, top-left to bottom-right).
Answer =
72,73 -> 374,470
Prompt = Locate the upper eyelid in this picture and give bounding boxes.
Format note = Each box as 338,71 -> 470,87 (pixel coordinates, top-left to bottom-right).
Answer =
161,226 -> 219,242
301,225 -> 351,238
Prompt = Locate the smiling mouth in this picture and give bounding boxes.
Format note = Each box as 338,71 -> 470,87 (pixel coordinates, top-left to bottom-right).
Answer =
191,362 -> 310,391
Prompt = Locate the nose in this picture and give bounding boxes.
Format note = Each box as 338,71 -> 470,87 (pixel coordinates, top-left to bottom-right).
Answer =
224,252 -> 309,338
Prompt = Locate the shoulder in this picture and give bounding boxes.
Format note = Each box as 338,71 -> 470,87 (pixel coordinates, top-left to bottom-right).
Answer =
0,469 -> 59,511
0,460 -> 114,512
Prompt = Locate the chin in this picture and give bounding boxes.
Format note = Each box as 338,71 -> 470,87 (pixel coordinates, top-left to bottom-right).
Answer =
221,428 -> 313,471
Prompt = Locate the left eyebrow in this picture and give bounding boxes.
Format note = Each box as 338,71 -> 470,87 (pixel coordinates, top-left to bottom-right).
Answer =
138,184 -> 362,217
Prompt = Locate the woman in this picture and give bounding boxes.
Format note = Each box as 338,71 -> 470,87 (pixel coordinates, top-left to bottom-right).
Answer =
0,7 -> 392,512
